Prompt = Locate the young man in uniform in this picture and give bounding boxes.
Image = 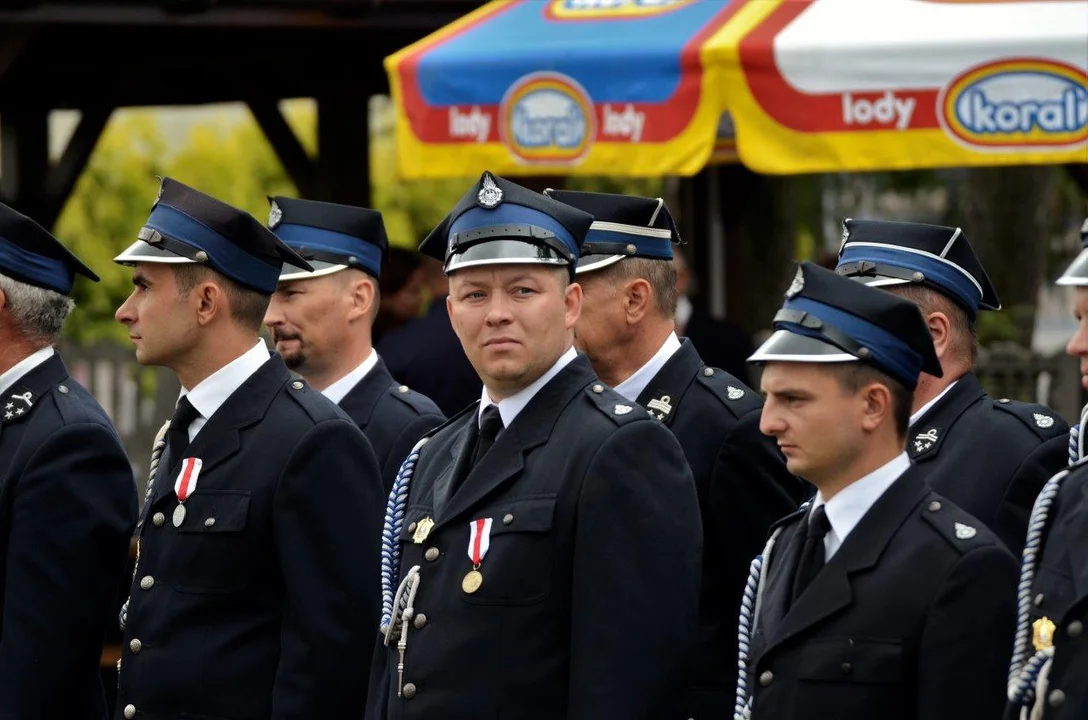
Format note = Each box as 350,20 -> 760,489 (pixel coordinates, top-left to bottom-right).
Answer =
112,178 -> 385,719
263,196 -> 444,491
365,172 -> 702,720
0,202 -> 137,718
545,188 -> 803,718
1006,217 -> 1088,720
737,261 -> 1018,720
836,219 -> 1068,552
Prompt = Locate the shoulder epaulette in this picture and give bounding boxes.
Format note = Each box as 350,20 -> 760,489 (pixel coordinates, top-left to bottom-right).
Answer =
695,366 -> 762,417
584,381 -> 650,426
918,492 -> 1000,554
992,397 -> 1069,441
387,382 -> 443,417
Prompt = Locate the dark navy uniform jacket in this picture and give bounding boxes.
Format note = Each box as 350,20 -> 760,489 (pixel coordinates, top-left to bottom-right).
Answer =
116,354 -> 385,720
338,357 -> 445,493
0,352 -> 137,720
1004,459 -> 1088,720
909,372 -> 1068,553
633,339 -> 804,719
747,466 -> 1018,720
365,354 -> 702,720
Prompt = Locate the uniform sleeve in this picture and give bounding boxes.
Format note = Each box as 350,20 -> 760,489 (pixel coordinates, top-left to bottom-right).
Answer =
0,423 -> 137,711
568,420 -> 703,720
994,433 -> 1069,553
271,419 -> 385,719
916,544 -> 1019,720
382,412 -> 446,494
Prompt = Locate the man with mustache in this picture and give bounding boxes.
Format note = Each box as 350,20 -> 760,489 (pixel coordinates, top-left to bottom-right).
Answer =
365,171 -> 702,720
264,197 -> 444,492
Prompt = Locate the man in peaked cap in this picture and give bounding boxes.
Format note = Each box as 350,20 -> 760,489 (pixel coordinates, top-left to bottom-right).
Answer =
365,172 -> 701,720
263,196 -> 445,493
112,177 -> 385,719
545,188 -> 804,720
0,201 -> 137,719
736,261 -> 1017,720
1006,216 -> 1088,720
836,219 -> 1068,554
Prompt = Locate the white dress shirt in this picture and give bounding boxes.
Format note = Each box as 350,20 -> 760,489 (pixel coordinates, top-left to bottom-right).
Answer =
180,340 -> 271,441
0,346 -> 55,397
321,349 -> 379,405
810,452 -> 911,560
477,346 -> 578,430
909,379 -> 959,427
613,332 -> 682,403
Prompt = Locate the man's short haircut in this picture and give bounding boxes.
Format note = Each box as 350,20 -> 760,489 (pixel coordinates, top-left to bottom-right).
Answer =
171,264 -> 270,332
887,284 -> 977,368
827,362 -> 913,439
590,258 -> 678,318
0,272 -> 74,346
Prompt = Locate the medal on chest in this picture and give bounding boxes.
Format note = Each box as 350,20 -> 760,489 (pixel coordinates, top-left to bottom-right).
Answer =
172,457 -> 202,527
463,517 -> 493,594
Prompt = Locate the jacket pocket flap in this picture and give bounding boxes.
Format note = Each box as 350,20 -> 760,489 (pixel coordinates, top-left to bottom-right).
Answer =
175,491 -> 250,534
477,496 -> 557,536
798,638 -> 902,684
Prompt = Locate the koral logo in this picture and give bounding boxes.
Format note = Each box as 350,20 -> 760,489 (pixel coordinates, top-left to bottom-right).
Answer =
448,106 -> 492,143
842,91 -> 917,130
500,71 -> 595,165
939,58 -> 1088,150
546,0 -> 692,20
601,104 -> 645,142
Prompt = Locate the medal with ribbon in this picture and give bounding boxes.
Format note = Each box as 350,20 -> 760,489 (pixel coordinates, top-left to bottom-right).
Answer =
172,457 -> 202,527
462,517 -> 493,594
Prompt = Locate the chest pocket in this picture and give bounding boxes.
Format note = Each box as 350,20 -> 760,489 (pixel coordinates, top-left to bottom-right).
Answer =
170,490 -> 254,594
798,638 -> 903,684
461,495 -> 558,607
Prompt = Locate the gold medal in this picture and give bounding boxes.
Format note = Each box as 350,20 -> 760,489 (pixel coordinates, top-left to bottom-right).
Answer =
172,503 -> 187,528
462,569 -> 483,594
412,517 -> 434,544
1033,616 -> 1056,651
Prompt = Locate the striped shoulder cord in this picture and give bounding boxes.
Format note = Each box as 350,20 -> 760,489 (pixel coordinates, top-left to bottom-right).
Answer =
117,420 -> 169,679
734,525 -> 785,720
1006,462 -> 1072,707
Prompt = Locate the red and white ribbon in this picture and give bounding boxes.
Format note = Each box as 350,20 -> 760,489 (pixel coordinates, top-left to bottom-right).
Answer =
174,457 -> 202,503
467,517 -> 493,565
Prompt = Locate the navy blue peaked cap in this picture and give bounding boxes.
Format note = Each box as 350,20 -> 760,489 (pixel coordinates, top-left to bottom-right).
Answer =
0,201 -> 99,295
835,218 -> 999,321
542,189 -> 682,275
114,177 -> 312,295
750,262 -> 941,390
268,196 -> 388,281
1057,217 -> 1088,287
419,171 -> 594,275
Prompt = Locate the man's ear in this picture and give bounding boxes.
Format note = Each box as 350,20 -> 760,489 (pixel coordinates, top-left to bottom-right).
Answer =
623,278 -> 652,324
349,275 -> 376,322
193,281 -> 225,327
860,382 -> 893,434
925,311 -> 952,361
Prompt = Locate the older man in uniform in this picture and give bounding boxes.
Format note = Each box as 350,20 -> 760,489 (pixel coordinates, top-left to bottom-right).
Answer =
0,202 -> 137,719
112,178 -> 384,719
737,262 -> 1018,720
1005,217 -> 1088,720
836,219 -> 1068,552
263,196 -> 444,491
544,189 -> 803,719
365,172 -> 702,720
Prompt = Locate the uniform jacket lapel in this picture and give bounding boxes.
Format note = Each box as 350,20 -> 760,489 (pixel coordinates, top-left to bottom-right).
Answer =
435,355 -> 596,526
430,414 -> 479,520
150,356 -> 288,506
0,353 -> 68,444
635,339 -> 700,426
338,358 -> 394,428
763,467 -> 929,653
908,373 -> 985,462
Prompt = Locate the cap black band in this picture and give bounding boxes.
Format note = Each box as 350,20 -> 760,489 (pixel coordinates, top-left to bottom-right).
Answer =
449,223 -> 575,264
137,226 -> 209,263
774,308 -> 872,360
836,260 -> 925,284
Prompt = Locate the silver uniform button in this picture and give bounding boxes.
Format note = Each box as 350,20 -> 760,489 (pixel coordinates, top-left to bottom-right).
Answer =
1049,689 -> 1066,708
927,501 -> 941,512
204,517 -> 216,527
759,670 -> 774,686
503,513 -> 514,525
592,384 -> 604,393
1035,593 -> 1045,607
291,381 -> 304,390
129,638 -> 142,654
152,512 -> 166,527
398,385 -> 410,393
124,705 -> 136,719
424,547 -> 440,562
703,367 -> 715,377
58,385 -> 69,394
407,522 -> 418,534
402,682 -> 418,699
139,575 -> 154,591
413,613 -> 427,629
1068,620 -> 1084,638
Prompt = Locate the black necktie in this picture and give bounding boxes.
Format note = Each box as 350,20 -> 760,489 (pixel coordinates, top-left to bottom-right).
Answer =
791,505 -> 831,606
471,405 -> 504,468
166,396 -> 200,470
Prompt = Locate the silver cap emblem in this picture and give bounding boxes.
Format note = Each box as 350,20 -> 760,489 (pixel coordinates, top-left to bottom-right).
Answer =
786,266 -> 804,299
268,200 -> 283,229
477,173 -> 504,209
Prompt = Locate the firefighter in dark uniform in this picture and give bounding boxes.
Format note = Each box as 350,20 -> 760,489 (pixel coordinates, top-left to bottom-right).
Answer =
112,178 -> 385,719
1005,217 -> 1088,720
543,189 -> 805,718
0,202 -> 137,719
836,219 -> 1068,553
737,261 -> 1018,720
263,196 -> 445,492
364,172 -> 702,720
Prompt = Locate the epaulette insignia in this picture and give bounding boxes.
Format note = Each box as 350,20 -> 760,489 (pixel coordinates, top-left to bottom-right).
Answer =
1,385 -> 35,425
